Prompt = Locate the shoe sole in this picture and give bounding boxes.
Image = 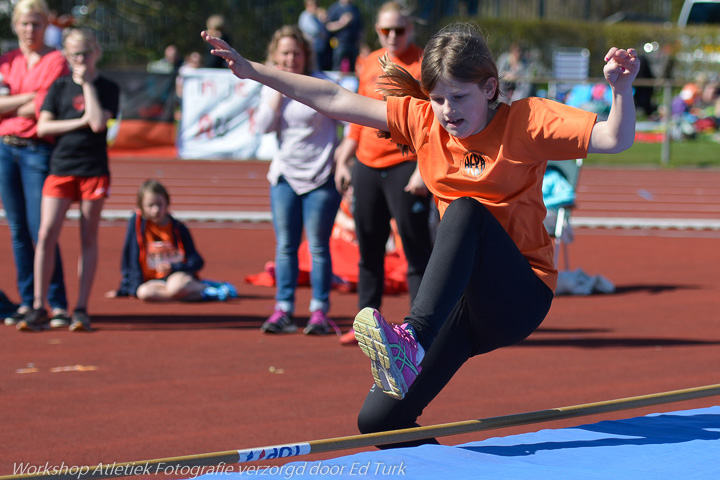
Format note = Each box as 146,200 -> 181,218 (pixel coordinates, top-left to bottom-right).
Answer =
353,307 -> 407,400
50,320 -> 70,328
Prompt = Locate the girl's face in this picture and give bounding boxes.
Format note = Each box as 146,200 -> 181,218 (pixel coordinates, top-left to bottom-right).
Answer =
141,192 -> 169,224
13,11 -> 47,51
64,36 -> 98,72
272,36 -> 305,74
429,77 -> 498,138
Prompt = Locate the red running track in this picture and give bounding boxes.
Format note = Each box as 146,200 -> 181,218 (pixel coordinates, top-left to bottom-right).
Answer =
1,157 -> 719,476
98,157 -> 720,225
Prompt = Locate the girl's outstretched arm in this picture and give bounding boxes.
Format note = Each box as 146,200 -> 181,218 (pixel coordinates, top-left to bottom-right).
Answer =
588,47 -> 640,154
201,31 -> 389,131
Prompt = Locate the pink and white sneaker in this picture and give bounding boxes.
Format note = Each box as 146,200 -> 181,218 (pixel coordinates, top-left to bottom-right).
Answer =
353,307 -> 425,400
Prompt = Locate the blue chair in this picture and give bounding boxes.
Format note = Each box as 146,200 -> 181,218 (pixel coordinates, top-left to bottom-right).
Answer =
543,159 -> 583,270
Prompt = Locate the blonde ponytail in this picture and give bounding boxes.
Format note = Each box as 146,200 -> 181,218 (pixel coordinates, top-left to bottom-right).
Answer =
374,54 -> 426,154
375,54 -> 428,101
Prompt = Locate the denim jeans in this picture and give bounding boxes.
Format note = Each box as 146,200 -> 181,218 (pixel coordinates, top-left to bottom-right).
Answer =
270,176 -> 341,314
0,142 -> 67,309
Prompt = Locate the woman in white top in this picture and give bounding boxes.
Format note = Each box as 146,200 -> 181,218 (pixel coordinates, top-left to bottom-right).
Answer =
255,25 -> 342,335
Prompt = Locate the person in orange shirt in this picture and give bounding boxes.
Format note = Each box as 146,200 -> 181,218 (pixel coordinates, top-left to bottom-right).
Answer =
334,2 -> 432,342
203,22 -> 638,447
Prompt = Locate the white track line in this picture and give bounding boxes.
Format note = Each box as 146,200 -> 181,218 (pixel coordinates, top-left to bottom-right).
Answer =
2,210 -> 720,229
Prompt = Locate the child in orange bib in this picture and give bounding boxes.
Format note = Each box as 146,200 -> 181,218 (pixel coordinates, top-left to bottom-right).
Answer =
106,180 -> 238,303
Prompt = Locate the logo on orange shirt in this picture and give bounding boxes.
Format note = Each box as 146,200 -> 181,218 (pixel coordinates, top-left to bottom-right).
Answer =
147,241 -> 183,269
461,151 -> 488,179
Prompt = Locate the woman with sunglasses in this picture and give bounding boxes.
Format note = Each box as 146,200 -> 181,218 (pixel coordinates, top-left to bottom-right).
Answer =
334,1 -> 432,345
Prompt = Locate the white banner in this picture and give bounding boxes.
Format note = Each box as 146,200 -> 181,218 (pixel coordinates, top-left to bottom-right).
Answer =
177,68 -> 272,160
177,69 -> 359,161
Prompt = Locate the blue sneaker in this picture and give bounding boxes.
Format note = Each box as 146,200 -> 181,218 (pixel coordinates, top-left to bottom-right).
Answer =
202,281 -> 238,301
218,282 -> 238,301
353,308 -> 425,400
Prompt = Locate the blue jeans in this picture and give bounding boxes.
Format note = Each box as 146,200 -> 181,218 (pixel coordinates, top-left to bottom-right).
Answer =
270,177 -> 341,314
0,142 -> 67,309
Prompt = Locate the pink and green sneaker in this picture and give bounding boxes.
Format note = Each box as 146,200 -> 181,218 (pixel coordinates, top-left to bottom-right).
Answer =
353,307 -> 425,400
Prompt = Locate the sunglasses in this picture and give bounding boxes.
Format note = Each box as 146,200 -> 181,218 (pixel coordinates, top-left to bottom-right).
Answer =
379,27 -> 406,36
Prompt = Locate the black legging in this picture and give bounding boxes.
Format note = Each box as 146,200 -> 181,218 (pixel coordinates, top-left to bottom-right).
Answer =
352,160 -> 432,310
357,197 -> 554,448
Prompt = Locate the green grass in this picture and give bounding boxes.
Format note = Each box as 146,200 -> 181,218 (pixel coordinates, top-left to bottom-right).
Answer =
585,135 -> 720,168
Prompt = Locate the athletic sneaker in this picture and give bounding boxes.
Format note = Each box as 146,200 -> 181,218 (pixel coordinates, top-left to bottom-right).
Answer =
202,281 -> 239,301
49,311 -> 71,328
16,308 -> 50,332
353,307 -> 425,400
4,309 -> 27,326
304,310 -> 330,335
218,282 -> 238,301
69,310 -> 93,332
260,309 -> 297,334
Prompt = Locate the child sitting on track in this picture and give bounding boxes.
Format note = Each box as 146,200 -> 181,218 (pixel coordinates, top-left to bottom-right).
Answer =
202,22 -> 638,446
106,179 -> 238,303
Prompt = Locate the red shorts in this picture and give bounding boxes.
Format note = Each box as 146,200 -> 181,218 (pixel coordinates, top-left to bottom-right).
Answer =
42,175 -> 110,201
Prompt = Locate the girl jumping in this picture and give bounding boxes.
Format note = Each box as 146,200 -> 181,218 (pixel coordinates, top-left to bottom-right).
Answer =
203,23 -> 638,446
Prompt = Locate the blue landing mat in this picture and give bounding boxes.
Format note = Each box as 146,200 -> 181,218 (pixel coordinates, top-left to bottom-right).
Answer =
196,406 -> 720,479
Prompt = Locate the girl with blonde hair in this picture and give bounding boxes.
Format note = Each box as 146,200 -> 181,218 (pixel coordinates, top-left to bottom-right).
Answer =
1,0 -> 69,327
18,27 -> 120,331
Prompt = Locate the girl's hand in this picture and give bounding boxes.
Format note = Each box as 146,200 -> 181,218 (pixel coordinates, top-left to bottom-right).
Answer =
201,31 -> 252,78
404,168 -> 429,197
333,138 -> 356,193
603,48 -> 640,92
104,290 -> 118,298
334,159 -> 352,193
72,63 -> 88,85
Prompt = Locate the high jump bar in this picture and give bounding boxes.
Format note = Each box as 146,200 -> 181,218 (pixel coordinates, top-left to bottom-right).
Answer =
3,383 -> 719,480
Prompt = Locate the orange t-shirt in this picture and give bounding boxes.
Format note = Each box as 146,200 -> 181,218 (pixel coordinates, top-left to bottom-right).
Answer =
140,220 -> 185,281
349,45 -> 423,169
387,95 -> 597,291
